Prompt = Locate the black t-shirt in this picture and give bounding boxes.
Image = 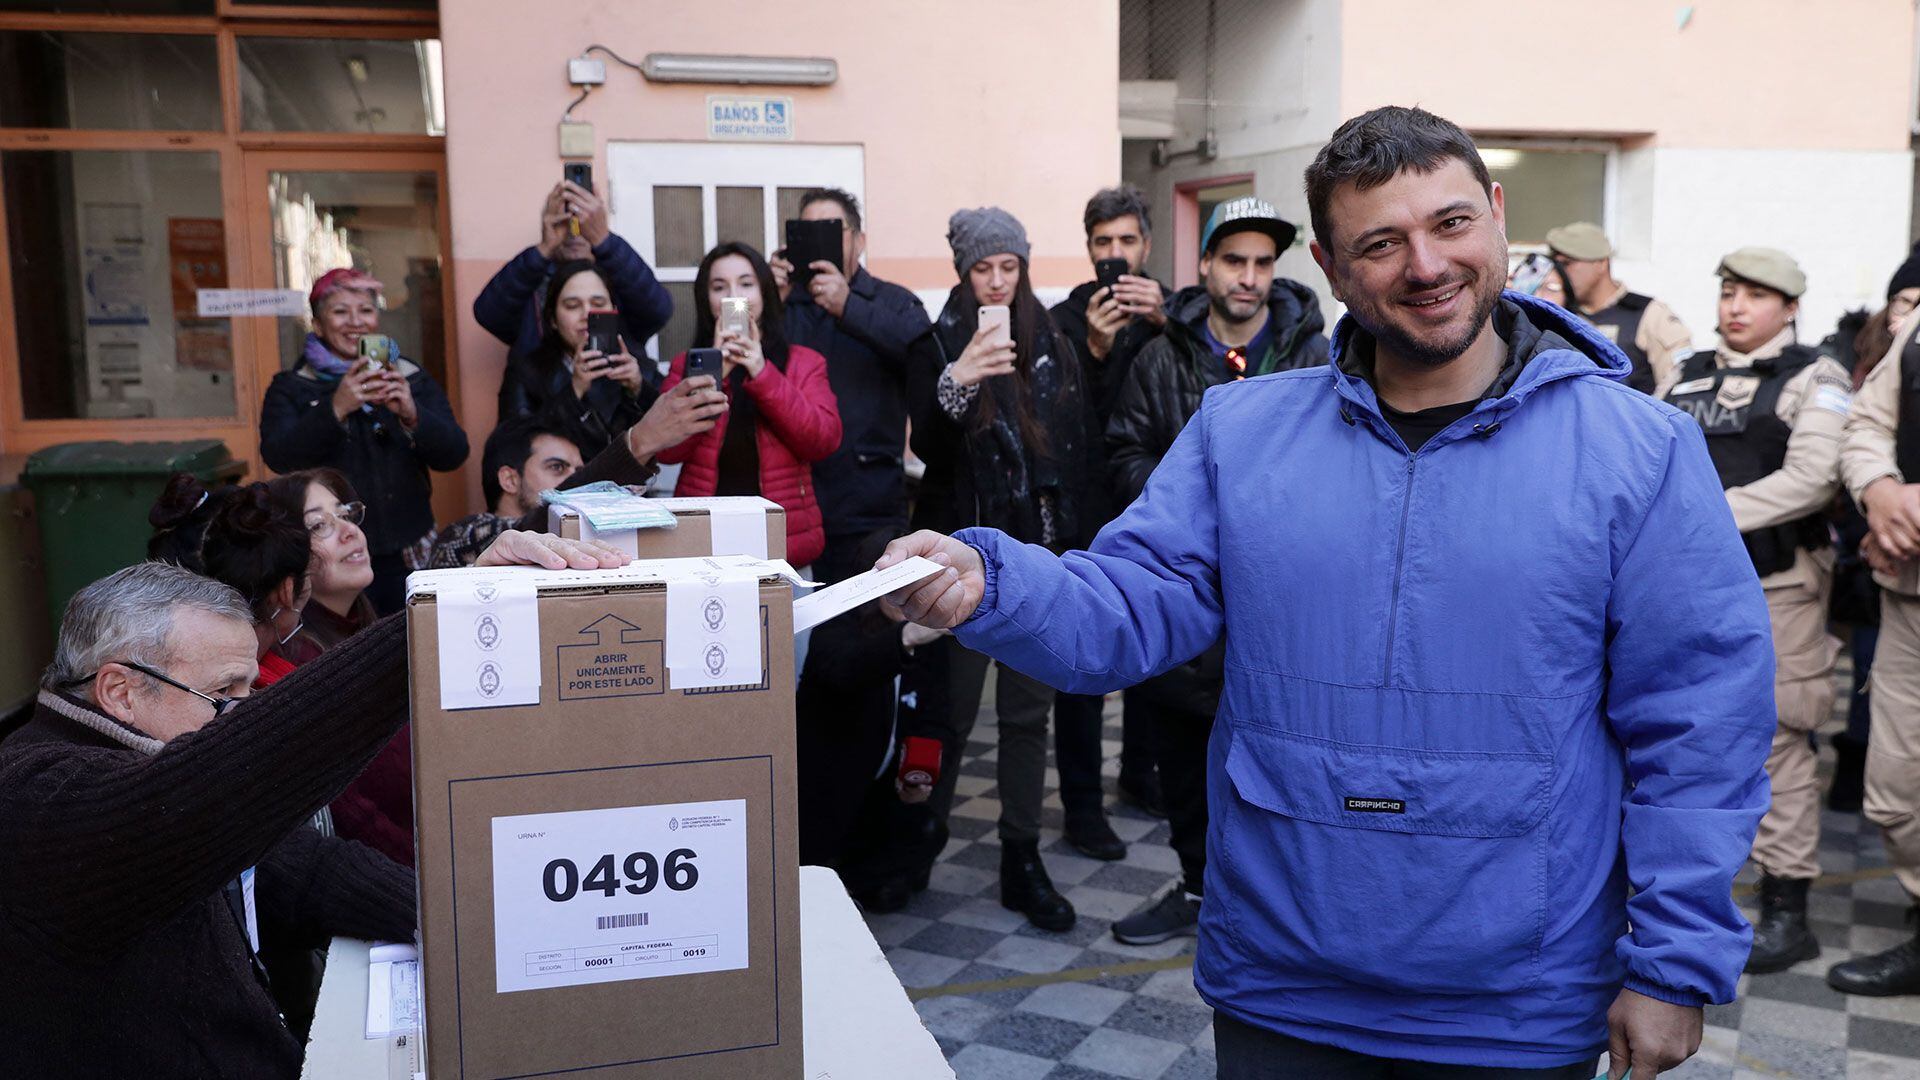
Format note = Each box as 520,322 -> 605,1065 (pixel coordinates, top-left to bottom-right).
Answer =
1379,397 -> 1480,453
715,369 -> 760,497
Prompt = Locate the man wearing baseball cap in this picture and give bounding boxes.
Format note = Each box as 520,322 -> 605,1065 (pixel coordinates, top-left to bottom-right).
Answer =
1659,246 -> 1850,976
1835,246 -> 1920,996
1100,194 -> 1327,948
1540,222 -> 1693,395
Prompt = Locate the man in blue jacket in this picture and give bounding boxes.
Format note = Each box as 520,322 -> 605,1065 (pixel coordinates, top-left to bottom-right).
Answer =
876,106 -> 1773,1079
471,180 -> 673,382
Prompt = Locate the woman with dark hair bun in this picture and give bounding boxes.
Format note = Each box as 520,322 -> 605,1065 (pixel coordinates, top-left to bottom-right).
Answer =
200,482 -> 313,688
146,472 -> 237,574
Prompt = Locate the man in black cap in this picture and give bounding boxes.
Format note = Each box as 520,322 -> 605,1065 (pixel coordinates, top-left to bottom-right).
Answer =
1101,195 -> 1327,947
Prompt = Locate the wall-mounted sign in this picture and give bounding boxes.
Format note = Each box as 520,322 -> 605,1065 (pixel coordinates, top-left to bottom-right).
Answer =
706,96 -> 794,142
196,288 -> 307,318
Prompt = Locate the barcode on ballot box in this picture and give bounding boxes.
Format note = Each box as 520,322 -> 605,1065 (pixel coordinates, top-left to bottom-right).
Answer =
596,912 -> 650,930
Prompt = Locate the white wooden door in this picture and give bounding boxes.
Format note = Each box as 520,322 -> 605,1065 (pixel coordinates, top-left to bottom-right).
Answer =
606,142 -> 865,362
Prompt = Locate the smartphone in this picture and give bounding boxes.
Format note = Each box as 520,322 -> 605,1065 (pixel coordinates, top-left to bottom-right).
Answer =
718,296 -> 752,341
585,311 -> 620,357
562,161 -> 592,192
685,347 -> 724,384
1509,252 -> 1555,296
978,304 -> 1011,350
784,218 -> 842,285
1094,257 -> 1129,292
357,334 -> 392,371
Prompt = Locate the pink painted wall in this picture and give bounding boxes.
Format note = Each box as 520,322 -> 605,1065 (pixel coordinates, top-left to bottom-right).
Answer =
437,0 -> 1121,511
1341,0 -> 1912,150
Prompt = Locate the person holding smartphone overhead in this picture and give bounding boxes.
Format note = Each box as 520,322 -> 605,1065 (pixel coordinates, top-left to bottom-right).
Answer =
892,207 -> 1119,931
259,268 -> 468,616
656,242 -> 842,574
472,170 -> 673,371
498,259 -> 653,460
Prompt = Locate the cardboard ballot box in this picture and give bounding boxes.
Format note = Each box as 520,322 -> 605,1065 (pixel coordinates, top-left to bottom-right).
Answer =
552,495 -> 786,562
405,556 -> 803,1079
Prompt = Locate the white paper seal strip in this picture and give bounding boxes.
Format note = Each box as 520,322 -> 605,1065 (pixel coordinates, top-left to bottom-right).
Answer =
704,499 -> 770,560
663,562 -> 763,689
434,575 -> 541,710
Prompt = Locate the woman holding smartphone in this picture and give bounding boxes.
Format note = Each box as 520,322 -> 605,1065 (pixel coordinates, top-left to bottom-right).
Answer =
892,207 -> 1115,931
656,242 -> 841,571
259,268 -> 468,615
498,260 -> 653,460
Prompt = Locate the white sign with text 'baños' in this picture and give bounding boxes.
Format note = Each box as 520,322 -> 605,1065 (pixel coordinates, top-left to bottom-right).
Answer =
707,96 -> 794,141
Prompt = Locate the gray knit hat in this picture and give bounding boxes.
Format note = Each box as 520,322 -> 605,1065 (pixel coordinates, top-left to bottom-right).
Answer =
947,207 -> 1030,277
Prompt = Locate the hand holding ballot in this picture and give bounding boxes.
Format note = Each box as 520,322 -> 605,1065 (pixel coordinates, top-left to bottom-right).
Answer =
876,531 -> 986,629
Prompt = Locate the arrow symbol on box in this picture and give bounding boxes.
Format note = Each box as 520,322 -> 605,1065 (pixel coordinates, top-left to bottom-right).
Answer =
577,613 -> 646,645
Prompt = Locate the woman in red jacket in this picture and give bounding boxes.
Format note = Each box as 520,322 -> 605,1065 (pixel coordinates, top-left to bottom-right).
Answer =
659,242 -> 842,569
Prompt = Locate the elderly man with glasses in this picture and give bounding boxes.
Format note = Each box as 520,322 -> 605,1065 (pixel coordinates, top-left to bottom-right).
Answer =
0,531 -> 624,1078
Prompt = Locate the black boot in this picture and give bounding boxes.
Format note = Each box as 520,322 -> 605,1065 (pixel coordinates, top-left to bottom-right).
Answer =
1829,733 -> 1867,813
1829,907 -> 1920,996
1746,875 -> 1821,973
1000,839 -> 1076,932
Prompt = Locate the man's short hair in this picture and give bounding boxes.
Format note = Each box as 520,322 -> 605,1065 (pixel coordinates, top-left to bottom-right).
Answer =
1083,185 -> 1153,239
1303,106 -> 1491,251
43,562 -> 251,690
482,416 -> 581,511
798,188 -> 863,233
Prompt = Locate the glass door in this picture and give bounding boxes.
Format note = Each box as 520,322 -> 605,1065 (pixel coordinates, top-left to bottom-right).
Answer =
239,148 -> 462,518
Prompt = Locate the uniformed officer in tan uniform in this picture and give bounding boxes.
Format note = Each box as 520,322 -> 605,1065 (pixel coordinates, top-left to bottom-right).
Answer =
1660,247 -> 1848,974
1546,222 -> 1694,395
1835,269 -> 1920,996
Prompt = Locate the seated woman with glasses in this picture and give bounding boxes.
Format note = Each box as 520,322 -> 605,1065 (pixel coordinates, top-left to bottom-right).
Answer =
266,468 -> 412,866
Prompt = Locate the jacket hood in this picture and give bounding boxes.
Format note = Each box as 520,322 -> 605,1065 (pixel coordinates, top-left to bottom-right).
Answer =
1327,289 -> 1633,437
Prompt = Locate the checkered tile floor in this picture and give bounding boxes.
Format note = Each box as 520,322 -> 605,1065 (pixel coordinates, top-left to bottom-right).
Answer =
860,665 -> 1920,1079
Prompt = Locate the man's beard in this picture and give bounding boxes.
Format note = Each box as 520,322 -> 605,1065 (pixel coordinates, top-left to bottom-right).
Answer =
1357,270 -> 1502,368
1209,290 -> 1266,324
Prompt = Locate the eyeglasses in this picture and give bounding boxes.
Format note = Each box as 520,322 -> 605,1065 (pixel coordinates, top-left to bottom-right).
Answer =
305,501 -> 366,540
66,661 -> 241,717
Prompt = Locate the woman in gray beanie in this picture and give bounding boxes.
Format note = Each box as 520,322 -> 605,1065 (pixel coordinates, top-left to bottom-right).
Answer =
893,206 -> 1117,933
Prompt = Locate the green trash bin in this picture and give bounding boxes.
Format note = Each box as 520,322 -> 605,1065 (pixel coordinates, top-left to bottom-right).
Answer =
22,440 -> 246,635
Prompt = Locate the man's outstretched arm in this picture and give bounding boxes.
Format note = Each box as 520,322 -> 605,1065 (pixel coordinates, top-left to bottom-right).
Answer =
881,387 -> 1228,694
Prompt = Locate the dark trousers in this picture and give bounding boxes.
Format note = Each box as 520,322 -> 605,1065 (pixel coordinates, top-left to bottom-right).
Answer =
367,550 -> 408,616
1119,693 -> 1155,783
1851,624 -> 1878,744
1127,688 -> 1213,894
1215,1012 -> 1598,1079
795,684 -> 896,869
946,645 -> 1107,843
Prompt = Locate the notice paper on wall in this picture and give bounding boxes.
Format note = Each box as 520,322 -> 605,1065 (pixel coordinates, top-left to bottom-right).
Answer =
792,556 -> 946,635
489,799 -> 750,994
663,562 -> 763,689
364,943 -> 422,1039
434,575 -> 541,710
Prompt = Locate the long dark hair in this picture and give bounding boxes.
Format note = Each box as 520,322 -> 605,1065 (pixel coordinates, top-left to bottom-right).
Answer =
201,482 -> 310,619
692,242 -> 790,369
534,260 -> 616,367
264,467 -> 377,639
955,257 -> 1062,459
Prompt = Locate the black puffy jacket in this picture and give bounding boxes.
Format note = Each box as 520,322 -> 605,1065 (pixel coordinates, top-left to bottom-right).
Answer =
497,342 -> 655,461
1108,278 -> 1327,502
259,359 -> 469,556
1106,276 -> 1327,714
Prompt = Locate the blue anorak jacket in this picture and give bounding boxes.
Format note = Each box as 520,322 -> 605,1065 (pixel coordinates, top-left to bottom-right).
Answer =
952,292 -> 1774,1067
